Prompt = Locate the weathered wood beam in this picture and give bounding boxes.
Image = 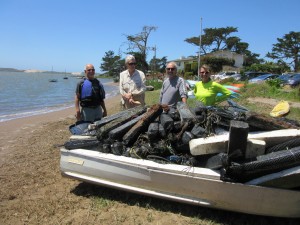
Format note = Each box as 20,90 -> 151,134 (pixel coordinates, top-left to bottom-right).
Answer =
96,106 -> 147,141
122,104 -> 163,146
227,120 -> 249,161
108,114 -> 145,140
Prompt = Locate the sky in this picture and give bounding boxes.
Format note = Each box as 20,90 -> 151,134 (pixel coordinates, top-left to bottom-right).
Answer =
0,0 -> 299,73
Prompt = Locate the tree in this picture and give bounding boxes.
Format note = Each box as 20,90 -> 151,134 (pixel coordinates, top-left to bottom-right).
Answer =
266,31 -> 300,72
100,50 -> 123,78
185,26 -> 238,53
243,51 -> 264,66
124,26 -> 158,72
149,56 -> 167,73
185,26 -> 263,69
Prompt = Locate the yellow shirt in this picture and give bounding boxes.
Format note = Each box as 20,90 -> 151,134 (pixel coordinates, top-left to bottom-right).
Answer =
194,80 -> 232,106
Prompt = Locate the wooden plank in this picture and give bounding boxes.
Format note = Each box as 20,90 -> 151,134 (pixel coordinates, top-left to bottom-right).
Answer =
245,139 -> 266,159
96,106 -> 147,141
190,129 -> 300,156
90,105 -> 146,130
70,135 -> 97,140
108,114 -> 145,140
123,104 -> 163,146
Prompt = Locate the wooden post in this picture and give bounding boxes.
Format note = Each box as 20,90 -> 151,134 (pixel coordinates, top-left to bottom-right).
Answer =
227,120 -> 249,161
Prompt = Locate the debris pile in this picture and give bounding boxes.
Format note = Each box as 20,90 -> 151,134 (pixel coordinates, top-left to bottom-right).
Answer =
65,101 -> 300,186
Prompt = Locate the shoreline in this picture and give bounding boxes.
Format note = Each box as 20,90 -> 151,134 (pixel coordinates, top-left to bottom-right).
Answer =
0,94 -> 121,164
0,90 -> 120,123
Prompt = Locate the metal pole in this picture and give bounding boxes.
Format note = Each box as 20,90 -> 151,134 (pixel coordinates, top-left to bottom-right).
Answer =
154,45 -> 156,73
198,17 -> 203,80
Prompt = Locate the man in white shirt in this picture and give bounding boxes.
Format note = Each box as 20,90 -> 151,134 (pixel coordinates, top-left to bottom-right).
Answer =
119,55 -> 146,109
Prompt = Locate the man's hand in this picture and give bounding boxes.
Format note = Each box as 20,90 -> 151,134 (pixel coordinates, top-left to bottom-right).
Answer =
75,110 -> 81,121
123,93 -> 132,100
102,109 -> 107,117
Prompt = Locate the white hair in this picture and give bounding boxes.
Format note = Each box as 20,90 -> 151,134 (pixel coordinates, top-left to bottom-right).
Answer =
167,62 -> 177,69
84,64 -> 94,70
125,55 -> 136,64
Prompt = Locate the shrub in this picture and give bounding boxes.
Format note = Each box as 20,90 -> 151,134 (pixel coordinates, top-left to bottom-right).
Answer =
145,79 -> 162,90
266,78 -> 282,88
184,72 -> 194,80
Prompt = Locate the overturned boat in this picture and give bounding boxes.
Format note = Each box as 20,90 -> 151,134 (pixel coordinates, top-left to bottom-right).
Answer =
60,102 -> 300,218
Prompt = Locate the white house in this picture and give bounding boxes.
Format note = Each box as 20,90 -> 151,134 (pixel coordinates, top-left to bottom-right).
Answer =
168,50 -> 244,71
206,50 -> 244,68
167,56 -> 198,71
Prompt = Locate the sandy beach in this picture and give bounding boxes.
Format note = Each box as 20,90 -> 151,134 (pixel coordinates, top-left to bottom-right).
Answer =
0,95 -> 123,224
0,94 -> 298,225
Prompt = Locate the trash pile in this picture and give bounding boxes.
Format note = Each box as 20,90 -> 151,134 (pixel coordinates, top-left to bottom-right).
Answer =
65,101 -> 300,187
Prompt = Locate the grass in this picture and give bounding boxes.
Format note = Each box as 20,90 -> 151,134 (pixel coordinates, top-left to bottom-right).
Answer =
235,82 -> 300,121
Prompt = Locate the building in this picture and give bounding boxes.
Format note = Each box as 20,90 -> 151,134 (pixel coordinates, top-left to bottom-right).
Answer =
168,50 -> 244,71
167,56 -> 198,71
206,50 -> 244,68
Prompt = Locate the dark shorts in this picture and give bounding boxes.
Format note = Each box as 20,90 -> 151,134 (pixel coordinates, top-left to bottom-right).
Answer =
81,106 -> 102,122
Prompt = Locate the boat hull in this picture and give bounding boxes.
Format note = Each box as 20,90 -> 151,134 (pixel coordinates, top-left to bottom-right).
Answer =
60,148 -> 300,218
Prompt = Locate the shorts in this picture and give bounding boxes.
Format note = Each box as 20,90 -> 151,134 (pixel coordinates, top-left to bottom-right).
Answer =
81,106 -> 102,122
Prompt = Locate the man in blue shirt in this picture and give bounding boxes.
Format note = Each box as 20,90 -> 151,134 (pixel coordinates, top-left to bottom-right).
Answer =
75,64 -> 107,122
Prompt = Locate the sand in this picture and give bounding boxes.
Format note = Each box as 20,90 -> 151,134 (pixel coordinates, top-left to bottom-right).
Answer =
0,95 -> 122,224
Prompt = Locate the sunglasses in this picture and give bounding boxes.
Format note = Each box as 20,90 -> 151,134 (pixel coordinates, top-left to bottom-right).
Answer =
87,69 -> 95,72
166,68 -> 176,71
200,71 -> 207,74
128,62 -> 136,66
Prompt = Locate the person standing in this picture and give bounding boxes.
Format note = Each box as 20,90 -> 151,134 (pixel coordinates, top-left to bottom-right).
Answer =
75,64 -> 107,122
159,62 -> 187,107
194,64 -> 232,106
119,55 -> 146,109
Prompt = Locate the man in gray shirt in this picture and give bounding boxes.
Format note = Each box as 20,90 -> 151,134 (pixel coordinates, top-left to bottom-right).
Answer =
159,62 -> 187,107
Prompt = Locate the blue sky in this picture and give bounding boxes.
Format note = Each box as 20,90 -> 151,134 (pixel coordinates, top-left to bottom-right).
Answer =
0,0 -> 299,73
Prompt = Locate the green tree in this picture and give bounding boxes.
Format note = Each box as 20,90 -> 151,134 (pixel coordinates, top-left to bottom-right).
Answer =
185,26 -> 262,64
149,56 -> 167,73
124,26 -> 158,72
243,51 -> 264,66
185,26 -> 238,53
100,50 -> 123,78
266,31 -> 300,72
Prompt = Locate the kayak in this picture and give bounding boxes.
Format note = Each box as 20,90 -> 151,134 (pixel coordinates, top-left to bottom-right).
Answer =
270,100 -> 290,117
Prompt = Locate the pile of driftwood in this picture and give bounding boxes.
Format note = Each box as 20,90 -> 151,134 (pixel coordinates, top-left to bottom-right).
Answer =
65,101 -> 300,184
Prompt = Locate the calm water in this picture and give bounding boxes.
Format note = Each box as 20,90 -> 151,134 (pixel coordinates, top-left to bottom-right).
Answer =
0,71 -> 119,122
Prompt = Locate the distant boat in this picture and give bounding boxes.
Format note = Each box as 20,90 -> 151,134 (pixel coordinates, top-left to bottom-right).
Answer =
49,66 -> 58,82
63,69 -> 68,79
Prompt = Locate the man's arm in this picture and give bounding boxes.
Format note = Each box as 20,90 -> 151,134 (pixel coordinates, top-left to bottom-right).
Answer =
75,94 -> 81,121
100,101 -> 107,117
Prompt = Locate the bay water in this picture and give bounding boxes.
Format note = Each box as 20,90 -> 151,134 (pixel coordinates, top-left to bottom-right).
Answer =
0,71 -> 119,122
